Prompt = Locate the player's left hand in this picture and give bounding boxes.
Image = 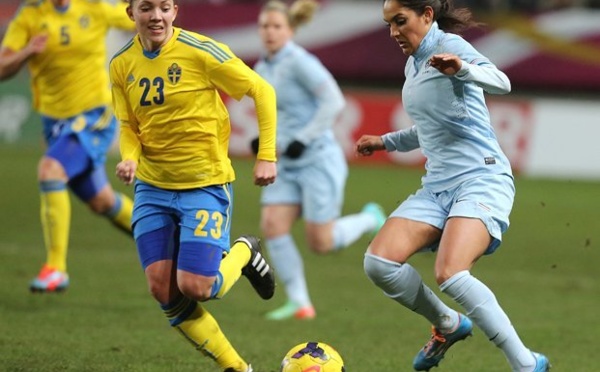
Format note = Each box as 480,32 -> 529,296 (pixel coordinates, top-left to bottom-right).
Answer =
116,159 -> 137,185
253,160 -> 277,186
429,53 -> 462,75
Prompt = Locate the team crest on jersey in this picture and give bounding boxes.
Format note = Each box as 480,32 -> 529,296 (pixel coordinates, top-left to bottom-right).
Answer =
79,15 -> 90,29
127,74 -> 135,84
167,63 -> 182,84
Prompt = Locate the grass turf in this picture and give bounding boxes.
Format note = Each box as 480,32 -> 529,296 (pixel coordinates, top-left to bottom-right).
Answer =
1,145 -> 598,371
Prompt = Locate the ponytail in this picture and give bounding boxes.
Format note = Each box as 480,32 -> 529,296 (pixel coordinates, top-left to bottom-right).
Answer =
385,0 -> 480,34
435,0 -> 479,34
261,0 -> 319,31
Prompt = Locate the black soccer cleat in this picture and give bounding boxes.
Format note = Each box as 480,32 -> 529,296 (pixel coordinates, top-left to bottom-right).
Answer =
236,235 -> 275,300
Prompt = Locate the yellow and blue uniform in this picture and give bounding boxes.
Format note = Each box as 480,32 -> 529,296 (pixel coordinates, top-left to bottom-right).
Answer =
0,0 -> 135,277
110,27 -> 277,371
111,27 -> 276,190
3,0 -> 133,119
1,0 -> 135,173
110,26 -> 276,252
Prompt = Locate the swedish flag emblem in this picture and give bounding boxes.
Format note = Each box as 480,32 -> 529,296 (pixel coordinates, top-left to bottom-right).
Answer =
167,63 -> 182,84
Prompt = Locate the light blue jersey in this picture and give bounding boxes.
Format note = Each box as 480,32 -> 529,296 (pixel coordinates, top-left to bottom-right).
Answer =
382,22 -> 513,193
254,41 -> 345,168
254,41 -> 347,221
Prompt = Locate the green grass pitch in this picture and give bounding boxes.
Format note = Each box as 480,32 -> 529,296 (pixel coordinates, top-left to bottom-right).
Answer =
1,145 -> 598,371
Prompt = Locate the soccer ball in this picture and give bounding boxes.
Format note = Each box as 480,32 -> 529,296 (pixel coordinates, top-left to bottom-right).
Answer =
280,341 -> 345,372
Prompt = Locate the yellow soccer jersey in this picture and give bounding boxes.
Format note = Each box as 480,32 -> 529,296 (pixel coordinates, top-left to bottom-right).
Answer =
110,28 -> 277,190
1,0 -> 134,118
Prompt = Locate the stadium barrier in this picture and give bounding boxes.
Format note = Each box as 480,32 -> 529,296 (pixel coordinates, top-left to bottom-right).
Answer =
1,76 -> 597,180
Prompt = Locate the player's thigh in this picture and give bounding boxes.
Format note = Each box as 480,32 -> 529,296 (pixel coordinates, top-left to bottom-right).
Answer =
446,174 -> 515,255
42,107 -> 116,179
261,167 -> 302,207
176,184 -> 231,277
304,220 -> 335,253
135,212 -> 180,303
131,181 -> 176,240
369,217 -> 441,263
260,204 -> 300,238
300,155 -> 348,224
435,217 -> 491,283
41,134 -> 89,180
373,188 -> 446,262
69,166 -> 114,210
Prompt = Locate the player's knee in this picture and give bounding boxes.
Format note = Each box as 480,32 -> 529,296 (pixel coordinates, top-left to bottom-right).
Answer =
87,189 -> 115,214
260,215 -> 290,238
434,266 -> 460,286
37,156 -> 67,181
364,252 -> 400,289
148,280 -> 171,304
306,234 -> 332,254
178,280 -> 212,302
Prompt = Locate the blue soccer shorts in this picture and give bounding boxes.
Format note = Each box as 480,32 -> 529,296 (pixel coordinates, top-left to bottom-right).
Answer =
42,106 -> 116,201
132,180 -> 233,276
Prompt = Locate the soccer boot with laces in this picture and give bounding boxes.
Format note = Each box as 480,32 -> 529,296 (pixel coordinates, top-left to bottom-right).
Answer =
265,300 -> 316,321
413,313 -> 473,371
237,235 -> 275,300
29,264 -> 69,293
531,352 -> 551,372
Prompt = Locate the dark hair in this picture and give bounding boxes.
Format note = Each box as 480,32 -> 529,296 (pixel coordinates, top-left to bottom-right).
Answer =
386,0 -> 480,34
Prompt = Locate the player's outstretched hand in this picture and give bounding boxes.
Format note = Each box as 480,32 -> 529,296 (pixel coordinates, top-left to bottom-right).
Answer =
355,135 -> 385,157
429,53 -> 462,76
253,159 -> 276,186
116,160 -> 137,185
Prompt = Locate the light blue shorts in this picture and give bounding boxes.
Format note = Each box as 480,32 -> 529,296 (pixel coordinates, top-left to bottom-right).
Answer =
390,174 -> 515,255
261,150 -> 348,223
132,180 -> 233,251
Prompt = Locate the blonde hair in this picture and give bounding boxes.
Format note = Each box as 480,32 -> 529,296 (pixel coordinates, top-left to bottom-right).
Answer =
261,0 -> 320,30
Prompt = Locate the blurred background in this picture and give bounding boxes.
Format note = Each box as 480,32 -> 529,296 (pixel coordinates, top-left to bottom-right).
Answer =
1,2 -> 599,370
1,0 -> 599,179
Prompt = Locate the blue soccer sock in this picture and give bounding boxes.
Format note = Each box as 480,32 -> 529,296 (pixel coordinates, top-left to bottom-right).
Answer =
332,212 -> 378,250
364,253 -> 458,331
265,234 -> 311,307
441,270 -> 536,371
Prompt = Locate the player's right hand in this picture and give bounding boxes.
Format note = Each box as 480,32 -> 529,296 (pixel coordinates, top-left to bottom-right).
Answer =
27,34 -> 49,55
116,160 -> 137,185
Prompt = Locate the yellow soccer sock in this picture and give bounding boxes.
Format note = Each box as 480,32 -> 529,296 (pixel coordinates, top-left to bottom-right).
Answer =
105,192 -> 133,234
164,296 -> 248,371
214,240 -> 251,299
40,181 -> 71,272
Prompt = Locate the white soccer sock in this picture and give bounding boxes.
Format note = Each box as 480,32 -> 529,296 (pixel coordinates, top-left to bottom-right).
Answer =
364,253 -> 458,331
441,270 -> 536,371
265,235 -> 311,307
332,212 -> 377,250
